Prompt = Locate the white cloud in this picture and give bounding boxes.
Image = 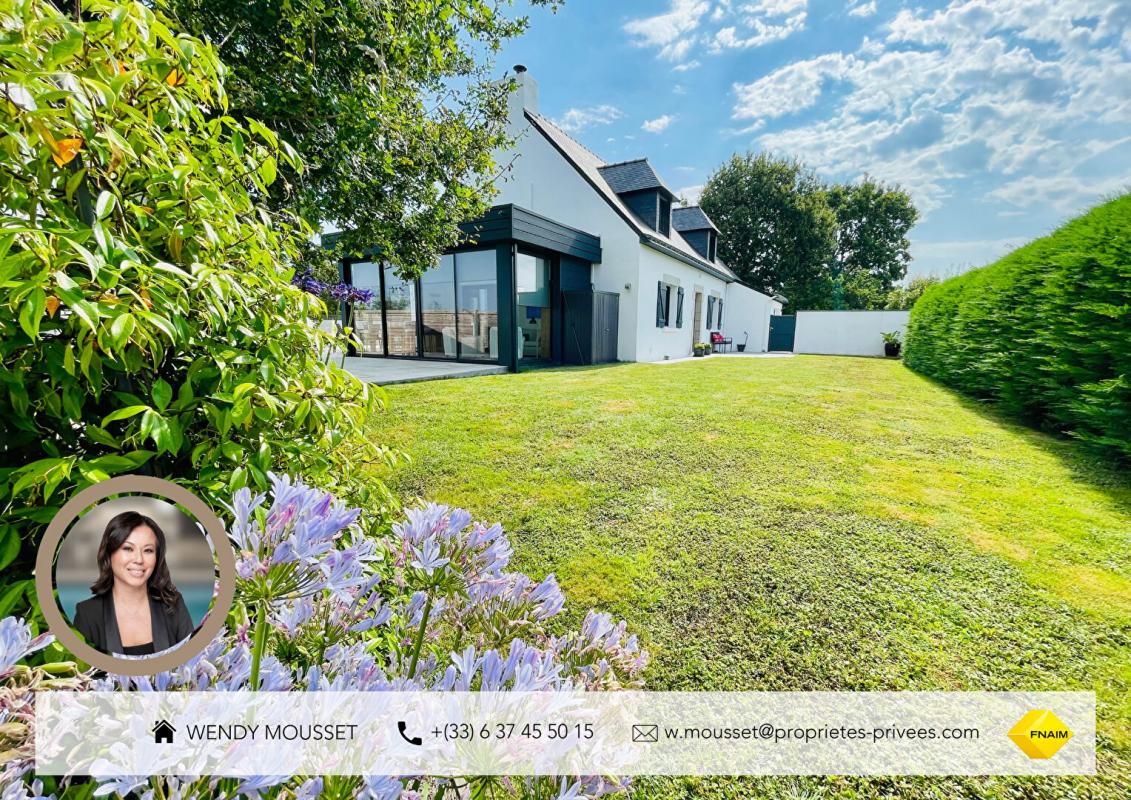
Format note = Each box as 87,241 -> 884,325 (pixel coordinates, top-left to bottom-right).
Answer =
909,237 -> 1030,276
721,119 -> 767,137
748,0 -> 807,13
673,60 -> 701,72
623,0 -> 710,61
642,114 -> 677,133
552,105 -> 624,134
625,0 -> 808,63
677,185 -> 705,204
848,1 -> 877,18
987,170 -> 1131,212
733,0 -> 1131,218
733,53 -> 851,120
709,0 -> 807,51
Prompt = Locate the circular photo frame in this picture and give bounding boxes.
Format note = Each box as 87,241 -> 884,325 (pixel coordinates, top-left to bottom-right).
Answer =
36,475 -> 236,676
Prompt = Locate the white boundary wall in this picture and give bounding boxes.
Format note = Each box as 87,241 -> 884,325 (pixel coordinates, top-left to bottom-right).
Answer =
794,310 -> 910,357
723,283 -> 780,353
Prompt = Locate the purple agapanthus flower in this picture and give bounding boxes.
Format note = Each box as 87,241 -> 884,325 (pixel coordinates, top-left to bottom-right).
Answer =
8,482 -> 642,800
235,775 -> 289,799
361,776 -> 405,800
228,474 -> 368,602
348,287 -> 376,305
2,777 -> 55,800
410,540 -> 449,575
0,617 -> 52,678
291,269 -> 375,308
294,777 -> 323,800
291,270 -> 326,296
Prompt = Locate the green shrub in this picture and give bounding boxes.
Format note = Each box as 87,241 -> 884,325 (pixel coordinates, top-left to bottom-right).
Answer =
905,193 -> 1131,461
0,0 -> 388,621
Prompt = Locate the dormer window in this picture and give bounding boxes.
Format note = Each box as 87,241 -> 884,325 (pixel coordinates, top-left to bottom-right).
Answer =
671,205 -> 720,263
597,159 -> 678,235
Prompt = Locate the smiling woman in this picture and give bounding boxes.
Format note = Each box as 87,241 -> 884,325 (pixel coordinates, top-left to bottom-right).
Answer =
70,511 -> 195,657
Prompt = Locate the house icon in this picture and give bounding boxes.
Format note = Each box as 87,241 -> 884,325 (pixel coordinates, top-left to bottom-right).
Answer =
152,720 -> 175,744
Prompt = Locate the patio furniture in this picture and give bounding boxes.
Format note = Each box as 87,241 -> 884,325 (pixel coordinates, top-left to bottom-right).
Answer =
710,331 -> 733,353
441,326 -> 458,357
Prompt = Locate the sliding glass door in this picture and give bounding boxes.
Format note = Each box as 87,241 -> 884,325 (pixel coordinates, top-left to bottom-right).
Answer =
420,255 -> 456,359
349,261 -> 384,355
456,250 -> 498,360
383,265 -> 417,356
516,252 -> 552,361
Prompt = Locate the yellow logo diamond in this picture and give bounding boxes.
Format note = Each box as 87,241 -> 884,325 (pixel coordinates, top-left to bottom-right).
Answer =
1008,709 -> 1073,759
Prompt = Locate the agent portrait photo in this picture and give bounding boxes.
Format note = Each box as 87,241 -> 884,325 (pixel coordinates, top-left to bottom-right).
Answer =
54,496 -> 217,658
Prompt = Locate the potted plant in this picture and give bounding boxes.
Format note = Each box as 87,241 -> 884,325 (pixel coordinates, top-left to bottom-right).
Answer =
693,342 -> 710,357
881,331 -> 902,358
737,331 -> 749,353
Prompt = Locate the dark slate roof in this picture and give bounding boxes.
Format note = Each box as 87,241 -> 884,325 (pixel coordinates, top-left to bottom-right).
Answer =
597,159 -> 672,196
671,205 -> 717,233
525,111 -> 738,282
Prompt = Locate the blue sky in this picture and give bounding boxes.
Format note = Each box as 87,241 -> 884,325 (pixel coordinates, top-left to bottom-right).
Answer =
496,0 -> 1131,278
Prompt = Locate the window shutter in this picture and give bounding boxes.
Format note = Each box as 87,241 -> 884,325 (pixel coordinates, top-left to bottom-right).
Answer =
676,287 -> 685,328
707,297 -> 715,329
718,300 -> 724,327
656,281 -> 666,327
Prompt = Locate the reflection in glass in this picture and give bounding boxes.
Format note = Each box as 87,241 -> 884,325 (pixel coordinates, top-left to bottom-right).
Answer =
383,265 -> 417,356
420,255 -> 456,358
516,253 -> 552,361
350,261 -> 384,354
456,250 -> 498,360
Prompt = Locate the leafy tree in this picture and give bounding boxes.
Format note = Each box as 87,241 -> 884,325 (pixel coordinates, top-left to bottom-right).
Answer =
699,152 -> 837,311
885,275 -> 941,310
0,0 -> 386,623
159,0 -> 559,277
827,178 -> 918,309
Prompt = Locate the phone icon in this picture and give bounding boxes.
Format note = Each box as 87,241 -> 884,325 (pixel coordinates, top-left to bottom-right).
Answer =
397,721 -> 422,746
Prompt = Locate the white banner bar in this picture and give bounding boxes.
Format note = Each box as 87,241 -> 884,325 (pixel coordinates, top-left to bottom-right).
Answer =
36,691 -> 1094,776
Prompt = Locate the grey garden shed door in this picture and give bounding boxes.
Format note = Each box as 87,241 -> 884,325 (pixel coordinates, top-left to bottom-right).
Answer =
768,315 -> 796,352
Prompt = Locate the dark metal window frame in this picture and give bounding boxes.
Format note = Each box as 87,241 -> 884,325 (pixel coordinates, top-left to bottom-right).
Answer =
343,251 -> 502,365
514,245 -> 562,362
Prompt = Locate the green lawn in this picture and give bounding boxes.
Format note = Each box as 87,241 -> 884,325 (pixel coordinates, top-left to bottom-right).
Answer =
366,355 -> 1131,799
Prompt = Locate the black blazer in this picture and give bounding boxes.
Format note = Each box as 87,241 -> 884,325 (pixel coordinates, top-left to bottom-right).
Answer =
73,591 -> 195,655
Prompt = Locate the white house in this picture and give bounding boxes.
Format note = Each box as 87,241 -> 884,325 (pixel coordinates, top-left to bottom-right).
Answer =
334,66 -> 781,371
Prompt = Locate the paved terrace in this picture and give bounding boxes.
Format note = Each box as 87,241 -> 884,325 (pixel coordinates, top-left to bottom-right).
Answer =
343,357 -> 507,386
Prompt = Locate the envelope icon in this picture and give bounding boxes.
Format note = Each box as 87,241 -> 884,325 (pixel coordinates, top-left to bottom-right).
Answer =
632,724 -> 659,743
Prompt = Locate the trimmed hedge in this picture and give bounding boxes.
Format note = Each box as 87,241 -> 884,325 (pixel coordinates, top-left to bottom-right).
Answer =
904,193 -> 1131,461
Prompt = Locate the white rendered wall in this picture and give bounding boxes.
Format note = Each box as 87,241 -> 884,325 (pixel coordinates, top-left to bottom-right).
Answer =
635,246 -> 729,361
722,283 -> 779,353
495,84 -> 643,361
494,74 -> 767,363
793,310 -> 910,357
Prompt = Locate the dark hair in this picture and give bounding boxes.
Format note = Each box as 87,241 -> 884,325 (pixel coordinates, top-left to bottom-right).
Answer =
90,511 -> 181,614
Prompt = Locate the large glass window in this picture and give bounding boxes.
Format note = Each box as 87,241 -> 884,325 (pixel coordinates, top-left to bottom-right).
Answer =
516,253 -> 552,361
349,261 -> 384,355
420,255 -> 456,358
383,265 -> 417,356
350,250 -> 501,362
456,250 -> 498,361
